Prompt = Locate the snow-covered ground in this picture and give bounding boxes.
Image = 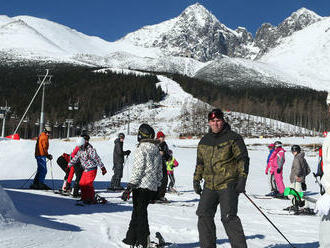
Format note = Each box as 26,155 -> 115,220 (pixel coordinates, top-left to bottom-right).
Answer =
0,134 -> 323,248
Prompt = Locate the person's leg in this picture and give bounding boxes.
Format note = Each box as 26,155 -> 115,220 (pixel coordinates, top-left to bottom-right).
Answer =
79,171 -> 88,201
36,156 -> 47,184
196,188 -> 219,248
123,189 -> 140,246
168,173 -> 175,190
83,169 -> 97,202
73,164 -> 83,196
110,164 -> 120,189
156,163 -> 168,199
135,189 -> 154,247
117,163 -> 124,188
219,186 -> 247,248
274,170 -> 285,194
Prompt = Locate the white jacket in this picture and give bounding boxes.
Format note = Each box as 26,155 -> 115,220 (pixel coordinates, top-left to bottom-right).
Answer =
317,134 -> 330,247
129,140 -> 163,191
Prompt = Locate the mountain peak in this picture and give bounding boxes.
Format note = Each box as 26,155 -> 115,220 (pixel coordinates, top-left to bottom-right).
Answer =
293,7 -> 321,18
179,3 -> 218,26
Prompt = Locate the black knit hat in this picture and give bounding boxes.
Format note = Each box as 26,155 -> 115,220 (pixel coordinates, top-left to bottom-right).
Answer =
208,108 -> 224,121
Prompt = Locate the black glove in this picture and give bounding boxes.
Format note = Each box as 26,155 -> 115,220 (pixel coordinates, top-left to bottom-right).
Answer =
277,168 -> 282,174
301,182 -> 307,191
193,180 -> 202,195
46,154 -> 53,160
125,150 -> 131,156
235,177 -> 247,194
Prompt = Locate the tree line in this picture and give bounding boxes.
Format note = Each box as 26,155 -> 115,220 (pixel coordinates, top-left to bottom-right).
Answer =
166,73 -> 329,133
0,63 -> 164,138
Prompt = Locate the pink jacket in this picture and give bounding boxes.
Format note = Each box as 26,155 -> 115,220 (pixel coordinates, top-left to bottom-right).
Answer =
266,147 -> 286,174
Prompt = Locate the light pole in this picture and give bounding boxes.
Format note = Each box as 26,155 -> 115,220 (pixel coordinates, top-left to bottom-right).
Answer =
0,105 -> 11,138
66,99 -> 79,138
37,71 -> 52,134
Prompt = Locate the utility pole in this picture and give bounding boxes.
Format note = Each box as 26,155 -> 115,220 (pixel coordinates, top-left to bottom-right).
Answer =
127,107 -> 130,135
37,71 -> 52,134
0,104 -> 11,138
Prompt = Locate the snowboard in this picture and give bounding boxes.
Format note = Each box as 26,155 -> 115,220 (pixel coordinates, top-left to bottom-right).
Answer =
149,232 -> 176,248
75,194 -> 108,206
54,189 -> 71,196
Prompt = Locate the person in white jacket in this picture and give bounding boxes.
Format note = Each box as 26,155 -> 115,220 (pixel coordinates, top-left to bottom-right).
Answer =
122,124 -> 163,248
316,91 -> 330,247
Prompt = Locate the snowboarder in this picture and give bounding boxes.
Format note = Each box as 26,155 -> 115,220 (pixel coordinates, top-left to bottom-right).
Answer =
315,93 -> 330,247
166,150 -> 179,192
108,133 -> 131,190
284,145 -> 312,214
154,131 -> 170,202
30,127 -> 53,190
267,141 -> 286,198
68,136 -> 107,204
265,143 -> 278,196
56,133 -> 88,197
121,123 -> 163,248
193,108 -> 249,248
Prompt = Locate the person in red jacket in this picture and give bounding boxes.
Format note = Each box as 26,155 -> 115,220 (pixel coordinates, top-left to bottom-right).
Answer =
30,127 -> 53,190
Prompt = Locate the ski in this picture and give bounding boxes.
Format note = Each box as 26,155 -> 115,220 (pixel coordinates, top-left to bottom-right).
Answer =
250,194 -> 273,200
54,189 -> 71,196
151,200 -> 195,207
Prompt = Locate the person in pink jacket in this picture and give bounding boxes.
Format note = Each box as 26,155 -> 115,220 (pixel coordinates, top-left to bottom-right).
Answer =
265,141 -> 286,197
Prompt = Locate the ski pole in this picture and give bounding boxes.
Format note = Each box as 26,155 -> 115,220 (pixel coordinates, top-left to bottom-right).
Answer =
19,170 -> 37,189
49,159 -> 55,192
243,192 -> 296,248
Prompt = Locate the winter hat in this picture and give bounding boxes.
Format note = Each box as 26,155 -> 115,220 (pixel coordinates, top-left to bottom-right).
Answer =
76,137 -> 86,147
118,133 -> 125,139
268,144 -> 275,148
137,123 -> 155,142
81,133 -> 90,141
291,145 -> 301,153
156,131 -> 165,139
208,109 -> 224,121
44,126 -> 52,133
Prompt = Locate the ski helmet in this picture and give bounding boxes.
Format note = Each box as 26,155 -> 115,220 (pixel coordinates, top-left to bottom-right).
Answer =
76,137 -> 86,147
274,141 -> 282,148
291,145 -> 301,153
118,133 -> 125,139
137,124 -> 155,142
81,133 -> 90,141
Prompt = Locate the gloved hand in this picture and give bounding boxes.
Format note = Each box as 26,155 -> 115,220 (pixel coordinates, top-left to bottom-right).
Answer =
121,189 -> 131,201
193,180 -> 202,195
46,154 -> 53,160
277,168 -> 282,174
265,169 -> 268,175
101,167 -> 107,175
125,150 -> 131,156
235,177 -> 247,193
301,182 -> 307,191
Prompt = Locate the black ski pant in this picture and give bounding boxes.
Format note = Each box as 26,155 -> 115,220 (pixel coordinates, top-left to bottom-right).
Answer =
168,173 -> 175,189
156,162 -> 168,199
110,163 -> 124,188
196,187 -> 247,248
73,163 -> 83,192
124,188 -> 157,247
57,155 -> 70,180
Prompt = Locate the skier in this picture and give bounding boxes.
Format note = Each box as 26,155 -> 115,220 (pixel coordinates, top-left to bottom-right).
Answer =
267,141 -> 286,198
314,145 -> 325,195
121,123 -> 163,248
315,93 -> 330,247
265,143 -> 277,196
30,127 -> 53,190
108,133 -> 131,191
69,135 -> 107,204
166,150 -> 179,192
284,145 -> 313,214
154,131 -> 170,202
193,109 -> 249,248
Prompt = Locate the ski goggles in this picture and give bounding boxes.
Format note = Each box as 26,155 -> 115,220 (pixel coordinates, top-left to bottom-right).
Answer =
208,109 -> 224,121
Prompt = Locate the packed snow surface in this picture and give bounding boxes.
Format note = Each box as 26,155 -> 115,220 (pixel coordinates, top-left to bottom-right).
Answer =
0,135 -> 323,247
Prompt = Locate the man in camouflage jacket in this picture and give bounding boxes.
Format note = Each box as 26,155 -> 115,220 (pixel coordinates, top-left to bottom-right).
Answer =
193,109 -> 249,248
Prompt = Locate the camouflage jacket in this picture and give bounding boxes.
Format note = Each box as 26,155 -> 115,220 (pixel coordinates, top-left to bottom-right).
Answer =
193,123 -> 249,191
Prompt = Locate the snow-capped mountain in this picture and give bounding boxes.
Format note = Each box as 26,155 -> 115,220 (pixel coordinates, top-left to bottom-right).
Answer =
254,8 -> 323,58
118,3 -> 255,62
0,4 -> 329,91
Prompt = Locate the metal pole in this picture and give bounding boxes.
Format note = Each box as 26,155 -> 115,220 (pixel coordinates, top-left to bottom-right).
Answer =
127,108 -> 130,135
13,69 -> 49,135
39,83 -> 46,134
67,122 -> 70,138
1,115 -> 5,137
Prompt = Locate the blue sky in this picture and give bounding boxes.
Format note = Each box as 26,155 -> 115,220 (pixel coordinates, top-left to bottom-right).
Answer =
1,0 -> 329,41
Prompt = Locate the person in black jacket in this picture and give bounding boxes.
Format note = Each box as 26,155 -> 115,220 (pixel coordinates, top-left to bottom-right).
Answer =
154,131 -> 170,202
193,109 -> 249,248
108,133 -> 131,190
